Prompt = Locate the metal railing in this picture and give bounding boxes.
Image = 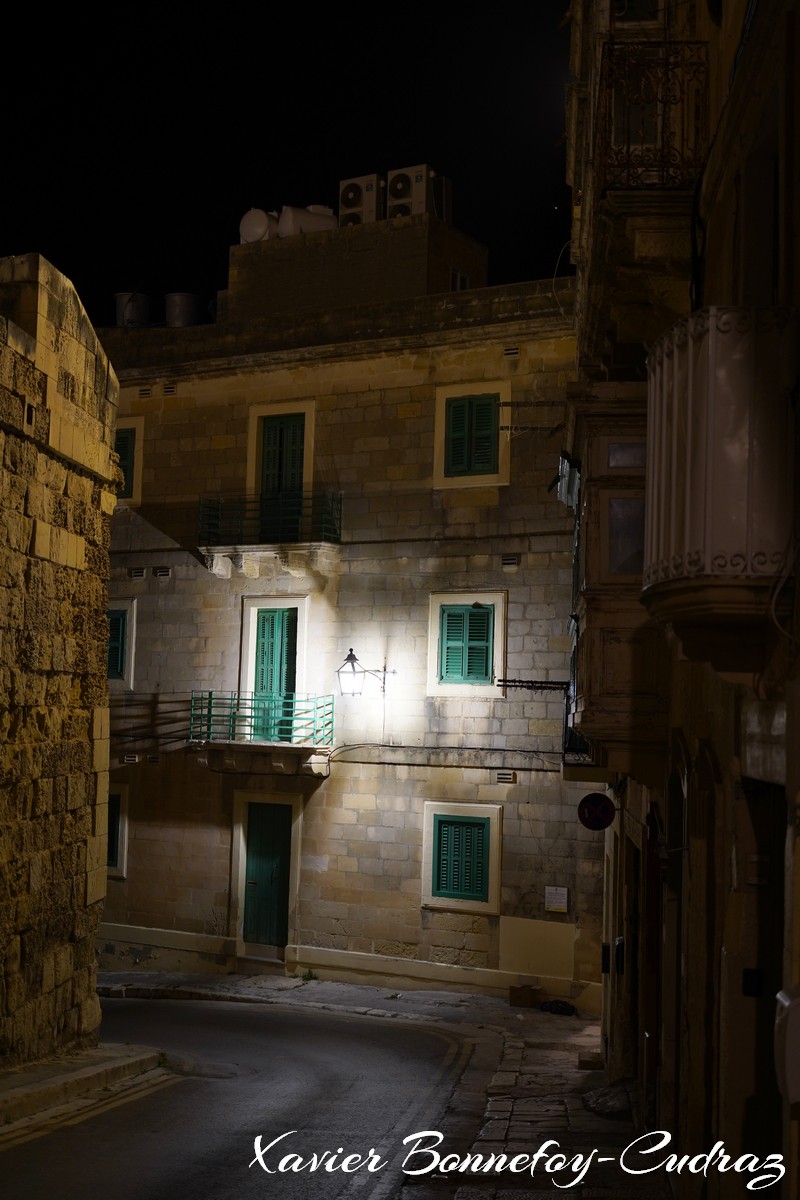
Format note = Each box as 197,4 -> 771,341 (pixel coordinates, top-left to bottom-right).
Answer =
198,489 -> 342,547
189,691 -> 335,747
595,40 -> 708,191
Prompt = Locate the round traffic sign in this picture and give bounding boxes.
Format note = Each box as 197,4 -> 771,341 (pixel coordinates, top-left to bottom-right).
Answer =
577,792 -> 616,831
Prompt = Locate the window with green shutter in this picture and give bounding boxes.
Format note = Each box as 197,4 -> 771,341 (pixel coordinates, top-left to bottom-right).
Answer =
107,610 -> 128,679
444,393 -> 499,477
253,607 -> 298,740
433,814 -> 490,902
115,427 -> 136,500
439,604 -> 494,684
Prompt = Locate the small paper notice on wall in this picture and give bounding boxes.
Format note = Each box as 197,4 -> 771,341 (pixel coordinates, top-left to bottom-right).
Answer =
545,886 -> 569,913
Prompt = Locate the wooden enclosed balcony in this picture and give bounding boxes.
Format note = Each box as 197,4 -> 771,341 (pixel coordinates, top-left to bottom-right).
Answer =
642,307 -> 798,672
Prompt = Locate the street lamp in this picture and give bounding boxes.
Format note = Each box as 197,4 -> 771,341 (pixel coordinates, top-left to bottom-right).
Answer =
336,648 -> 394,696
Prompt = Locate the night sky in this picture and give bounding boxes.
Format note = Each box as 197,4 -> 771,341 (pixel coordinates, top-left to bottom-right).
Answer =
3,4 -> 573,328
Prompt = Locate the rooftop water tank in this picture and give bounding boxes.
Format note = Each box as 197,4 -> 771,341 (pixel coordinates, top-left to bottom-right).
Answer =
115,292 -> 151,328
165,293 -> 200,327
239,208 -> 279,243
277,205 -> 337,237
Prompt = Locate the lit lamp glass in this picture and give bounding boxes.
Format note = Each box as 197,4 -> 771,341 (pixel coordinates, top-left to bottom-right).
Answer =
337,648 -> 367,696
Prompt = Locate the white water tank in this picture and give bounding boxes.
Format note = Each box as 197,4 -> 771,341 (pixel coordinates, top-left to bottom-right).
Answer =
239,208 -> 279,243
277,205 -> 337,237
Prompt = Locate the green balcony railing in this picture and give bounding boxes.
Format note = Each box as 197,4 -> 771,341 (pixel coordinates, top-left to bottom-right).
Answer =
190,691 -> 335,747
198,490 -> 342,547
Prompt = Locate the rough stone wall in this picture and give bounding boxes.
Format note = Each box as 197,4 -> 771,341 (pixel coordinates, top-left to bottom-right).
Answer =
0,255 -> 117,1065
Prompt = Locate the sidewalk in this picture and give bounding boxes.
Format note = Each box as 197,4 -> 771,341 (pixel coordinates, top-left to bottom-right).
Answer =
1,971 -> 669,1197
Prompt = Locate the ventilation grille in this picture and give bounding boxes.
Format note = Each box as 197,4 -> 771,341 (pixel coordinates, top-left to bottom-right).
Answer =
153,566 -> 172,578
123,754 -> 138,765
163,383 -> 177,396
501,554 -> 521,569
129,567 -> 146,580
138,386 -> 152,398
496,770 -> 517,784
504,346 -> 520,358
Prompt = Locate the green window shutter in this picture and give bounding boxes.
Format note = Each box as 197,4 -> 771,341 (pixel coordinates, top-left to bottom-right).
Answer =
107,793 -> 121,868
439,604 -> 493,684
261,413 -> 305,494
433,815 -> 490,901
261,420 -> 282,494
107,610 -> 127,679
444,394 -> 499,477
282,414 -> 305,491
115,428 -> 136,499
471,394 -> 499,474
255,608 -> 297,695
445,397 -> 470,475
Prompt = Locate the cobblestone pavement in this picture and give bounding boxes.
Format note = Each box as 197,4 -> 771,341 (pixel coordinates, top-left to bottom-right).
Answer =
2,972 -> 672,1198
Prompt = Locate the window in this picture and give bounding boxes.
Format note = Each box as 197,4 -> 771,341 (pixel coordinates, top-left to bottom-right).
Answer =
253,607 -> 298,740
439,605 -> 493,684
107,610 -> 127,679
433,381 -> 511,489
433,813 -> 489,901
107,599 -> 136,691
427,591 -> 506,697
422,802 -> 502,914
246,400 -> 315,496
242,598 -> 306,692
114,417 -> 144,506
445,394 -> 499,477
107,788 -> 129,879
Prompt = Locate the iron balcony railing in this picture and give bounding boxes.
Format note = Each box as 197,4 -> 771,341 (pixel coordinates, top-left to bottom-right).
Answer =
190,691 -> 335,747
198,489 -> 342,548
596,40 -> 708,191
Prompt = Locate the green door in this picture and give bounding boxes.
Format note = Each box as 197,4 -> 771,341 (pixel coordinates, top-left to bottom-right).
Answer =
243,802 -> 292,947
260,413 -> 305,540
253,608 -> 297,740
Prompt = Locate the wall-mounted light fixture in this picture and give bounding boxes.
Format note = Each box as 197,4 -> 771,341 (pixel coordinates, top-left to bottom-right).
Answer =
336,648 -> 395,697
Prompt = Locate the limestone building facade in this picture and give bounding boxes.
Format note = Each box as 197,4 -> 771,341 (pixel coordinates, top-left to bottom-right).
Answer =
562,2 -> 799,1194
96,206 -> 603,1007
0,254 -> 118,1065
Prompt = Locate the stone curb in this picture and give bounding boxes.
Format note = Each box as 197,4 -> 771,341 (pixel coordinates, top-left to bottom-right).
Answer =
0,1045 -> 161,1124
95,982 -> 453,1024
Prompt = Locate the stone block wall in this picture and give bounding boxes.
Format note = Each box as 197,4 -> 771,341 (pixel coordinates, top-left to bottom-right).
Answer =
219,214 -> 488,323
100,273 -> 603,1001
0,255 -> 117,1065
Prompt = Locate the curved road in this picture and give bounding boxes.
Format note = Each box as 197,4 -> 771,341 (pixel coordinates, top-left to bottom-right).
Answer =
2,998 -> 470,1200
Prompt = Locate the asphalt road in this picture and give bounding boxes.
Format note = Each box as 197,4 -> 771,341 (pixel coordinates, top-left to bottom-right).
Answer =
1,998 -> 471,1200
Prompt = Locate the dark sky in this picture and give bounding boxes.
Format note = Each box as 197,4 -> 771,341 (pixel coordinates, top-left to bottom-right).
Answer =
3,4 -> 573,328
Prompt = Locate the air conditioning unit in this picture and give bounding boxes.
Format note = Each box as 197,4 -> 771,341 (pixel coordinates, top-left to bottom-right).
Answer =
338,174 -> 384,226
386,164 -> 433,218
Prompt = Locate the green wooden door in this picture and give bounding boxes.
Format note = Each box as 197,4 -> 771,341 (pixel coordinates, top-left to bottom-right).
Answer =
243,802 -> 292,946
253,608 -> 297,740
260,413 -> 305,540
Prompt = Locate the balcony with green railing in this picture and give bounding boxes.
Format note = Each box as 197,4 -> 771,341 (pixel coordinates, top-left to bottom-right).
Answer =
189,690 -> 335,747
198,489 -> 342,550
